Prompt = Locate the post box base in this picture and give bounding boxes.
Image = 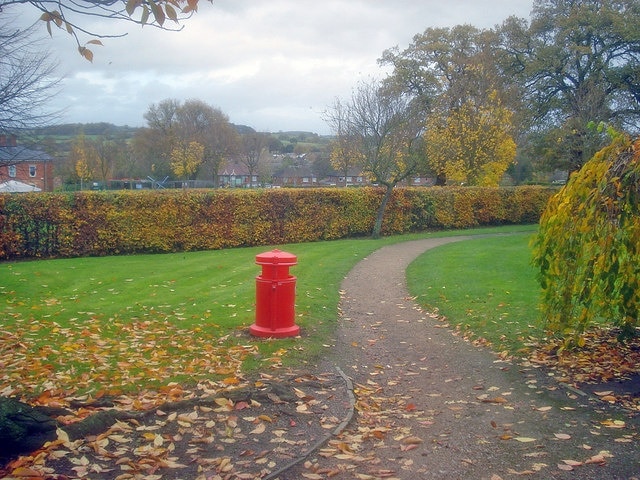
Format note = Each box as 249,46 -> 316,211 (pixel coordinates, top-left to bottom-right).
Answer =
249,323 -> 300,338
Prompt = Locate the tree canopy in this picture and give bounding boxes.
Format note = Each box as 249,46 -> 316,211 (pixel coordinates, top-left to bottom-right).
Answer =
381,25 -> 519,186
134,99 -> 238,184
503,0 -> 640,172
380,24 -> 517,116
378,0 -> 640,179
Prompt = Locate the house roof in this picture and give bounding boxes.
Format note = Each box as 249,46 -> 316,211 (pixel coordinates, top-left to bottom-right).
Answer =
275,165 -> 315,177
219,161 -> 251,176
0,180 -> 42,192
0,146 -> 53,163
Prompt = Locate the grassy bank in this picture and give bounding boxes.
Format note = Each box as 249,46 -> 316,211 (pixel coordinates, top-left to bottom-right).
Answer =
407,232 -> 541,354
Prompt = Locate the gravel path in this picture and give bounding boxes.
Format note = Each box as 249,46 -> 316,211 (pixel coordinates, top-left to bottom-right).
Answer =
281,235 -> 640,480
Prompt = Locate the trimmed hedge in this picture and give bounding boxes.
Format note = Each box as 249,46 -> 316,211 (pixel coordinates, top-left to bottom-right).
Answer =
0,186 -> 554,260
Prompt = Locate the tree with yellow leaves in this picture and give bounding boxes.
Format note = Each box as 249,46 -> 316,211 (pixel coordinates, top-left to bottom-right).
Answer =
69,133 -> 96,190
170,141 -> 204,184
425,91 -> 516,186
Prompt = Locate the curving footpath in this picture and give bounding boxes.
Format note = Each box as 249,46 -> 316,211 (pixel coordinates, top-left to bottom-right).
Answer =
281,235 -> 640,479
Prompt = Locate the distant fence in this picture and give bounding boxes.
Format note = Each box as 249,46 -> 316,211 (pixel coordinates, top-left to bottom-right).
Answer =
64,179 -> 218,191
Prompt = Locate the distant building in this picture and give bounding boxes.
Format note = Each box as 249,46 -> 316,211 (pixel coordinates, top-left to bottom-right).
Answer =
323,168 -> 367,187
218,161 -> 258,188
273,165 -> 319,187
0,134 -> 54,192
404,176 -> 436,187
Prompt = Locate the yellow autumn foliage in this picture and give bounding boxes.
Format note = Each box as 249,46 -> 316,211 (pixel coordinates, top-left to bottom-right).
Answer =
0,186 -> 554,259
425,91 -> 516,186
170,141 -> 205,180
533,134 -> 640,345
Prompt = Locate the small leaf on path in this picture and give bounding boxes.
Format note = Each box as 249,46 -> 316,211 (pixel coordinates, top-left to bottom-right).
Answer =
507,468 -> 535,475
10,467 -> 44,477
250,423 -> 266,434
401,436 -> 424,445
477,394 -> 508,404
601,419 -> 625,429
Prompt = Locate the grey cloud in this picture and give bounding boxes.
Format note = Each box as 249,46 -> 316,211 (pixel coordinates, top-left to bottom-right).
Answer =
15,0 -> 534,132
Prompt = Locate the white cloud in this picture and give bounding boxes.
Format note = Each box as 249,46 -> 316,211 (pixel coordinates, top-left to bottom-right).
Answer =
11,0 -> 534,133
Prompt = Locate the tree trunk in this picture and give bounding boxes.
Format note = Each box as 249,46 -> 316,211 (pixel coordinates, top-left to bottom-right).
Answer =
0,396 -> 136,466
0,397 -> 58,464
372,185 -> 394,239
0,378 -> 301,467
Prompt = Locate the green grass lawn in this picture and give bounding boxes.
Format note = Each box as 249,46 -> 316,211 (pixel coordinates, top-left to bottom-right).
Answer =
0,225 -> 538,401
407,232 -> 542,354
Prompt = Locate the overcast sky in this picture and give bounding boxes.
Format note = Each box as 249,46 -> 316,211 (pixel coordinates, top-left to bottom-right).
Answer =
13,0 -> 534,134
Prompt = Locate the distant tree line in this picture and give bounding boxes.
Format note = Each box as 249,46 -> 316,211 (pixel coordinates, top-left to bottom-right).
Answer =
33,123 -> 139,137
40,104 -> 332,190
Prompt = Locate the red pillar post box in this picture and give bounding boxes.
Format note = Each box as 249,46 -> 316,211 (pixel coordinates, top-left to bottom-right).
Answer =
250,249 -> 300,338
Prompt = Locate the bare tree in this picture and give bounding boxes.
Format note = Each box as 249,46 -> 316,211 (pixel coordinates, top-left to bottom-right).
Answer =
0,17 -> 61,186
0,0 -> 211,60
133,99 -> 180,178
0,18 -> 61,134
325,80 -> 425,239
238,132 -> 269,188
326,98 -> 360,187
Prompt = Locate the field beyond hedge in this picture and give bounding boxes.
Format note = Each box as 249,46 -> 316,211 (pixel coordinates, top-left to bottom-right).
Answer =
0,186 -> 554,260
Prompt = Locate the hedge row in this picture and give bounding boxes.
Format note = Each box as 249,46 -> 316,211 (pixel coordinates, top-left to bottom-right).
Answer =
0,186 -> 554,260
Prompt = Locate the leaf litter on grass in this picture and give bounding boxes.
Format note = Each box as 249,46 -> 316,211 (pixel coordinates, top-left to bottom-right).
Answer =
0,303 -> 354,479
1,363 -> 352,479
0,311 -> 256,401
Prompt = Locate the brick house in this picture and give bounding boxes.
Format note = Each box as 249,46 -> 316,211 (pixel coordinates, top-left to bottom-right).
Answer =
218,161 -> 259,188
0,134 -> 54,192
272,165 -> 319,187
323,168 -> 367,187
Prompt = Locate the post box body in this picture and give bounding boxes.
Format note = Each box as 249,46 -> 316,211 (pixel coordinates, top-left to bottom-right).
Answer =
250,249 -> 300,338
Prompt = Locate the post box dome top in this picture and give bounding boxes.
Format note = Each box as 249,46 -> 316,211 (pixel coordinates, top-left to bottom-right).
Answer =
255,249 -> 297,265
